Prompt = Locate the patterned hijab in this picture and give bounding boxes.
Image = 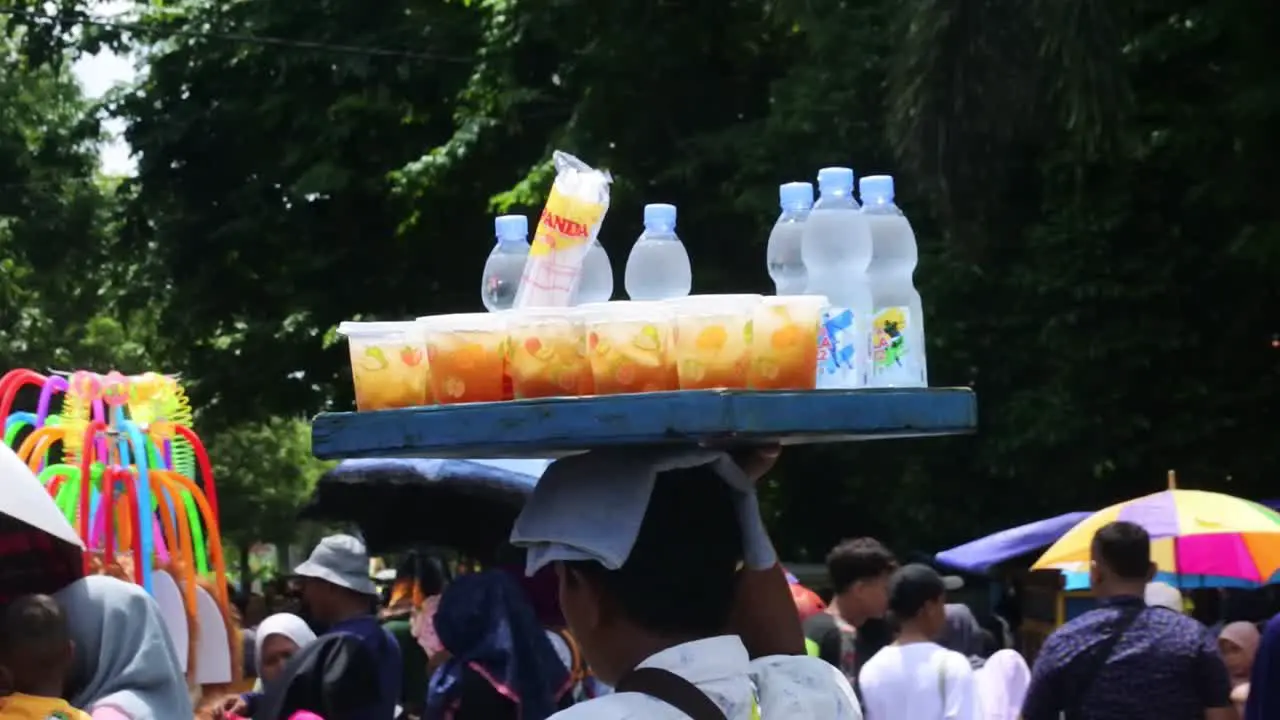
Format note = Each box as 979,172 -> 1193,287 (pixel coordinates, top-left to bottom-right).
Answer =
425,570 -> 570,720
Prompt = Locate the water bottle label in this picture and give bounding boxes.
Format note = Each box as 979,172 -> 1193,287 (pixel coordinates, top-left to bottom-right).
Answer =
816,308 -> 857,382
871,306 -> 920,383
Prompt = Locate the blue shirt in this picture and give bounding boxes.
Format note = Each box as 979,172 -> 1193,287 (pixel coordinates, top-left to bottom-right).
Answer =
1022,596 -> 1232,720
330,614 -> 403,720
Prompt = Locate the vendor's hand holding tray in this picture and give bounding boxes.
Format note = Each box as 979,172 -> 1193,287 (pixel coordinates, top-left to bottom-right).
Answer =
311,388 -> 976,460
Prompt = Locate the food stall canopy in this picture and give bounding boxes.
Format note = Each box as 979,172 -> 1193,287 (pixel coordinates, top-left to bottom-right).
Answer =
935,512 -> 1092,573
302,458 -> 551,555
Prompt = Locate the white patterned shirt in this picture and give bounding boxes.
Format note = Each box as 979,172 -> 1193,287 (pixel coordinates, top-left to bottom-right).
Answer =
549,635 -> 863,719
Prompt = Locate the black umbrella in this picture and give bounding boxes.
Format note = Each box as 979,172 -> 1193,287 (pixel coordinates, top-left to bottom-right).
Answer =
302,458 -> 549,556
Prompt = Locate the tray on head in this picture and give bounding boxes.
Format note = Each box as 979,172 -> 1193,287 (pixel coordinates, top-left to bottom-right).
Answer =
310,388 -> 976,460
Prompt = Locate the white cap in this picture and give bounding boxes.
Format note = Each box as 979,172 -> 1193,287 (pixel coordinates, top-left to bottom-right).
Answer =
1144,581 -> 1183,612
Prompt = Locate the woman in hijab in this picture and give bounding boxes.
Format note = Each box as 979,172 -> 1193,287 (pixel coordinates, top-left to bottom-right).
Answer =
1244,613 -> 1280,720
502,563 -> 608,702
55,575 -> 193,720
251,633 -> 381,720
1218,621 -> 1261,690
974,648 -> 1030,720
255,614 -> 318,687
939,603 -> 987,668
425,570 -> 573,720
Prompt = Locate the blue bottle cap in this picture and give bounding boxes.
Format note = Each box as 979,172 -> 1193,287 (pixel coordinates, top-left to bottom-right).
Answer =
816,167 -> 855,193
643,203 -> 677,231
494,214 -> 528,240
779,182 -> 815,210
859,175 -> 895,202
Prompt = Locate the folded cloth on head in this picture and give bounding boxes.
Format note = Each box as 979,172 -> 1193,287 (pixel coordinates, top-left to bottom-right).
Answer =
510,447 -> 777,575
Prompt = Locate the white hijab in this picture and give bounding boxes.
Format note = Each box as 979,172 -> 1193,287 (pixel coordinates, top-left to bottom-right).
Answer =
253,612 -> 318,677
56,576 -> 193,720
974,649 -> 1030,720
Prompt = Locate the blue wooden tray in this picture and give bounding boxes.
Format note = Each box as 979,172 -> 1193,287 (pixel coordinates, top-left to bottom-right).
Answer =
310,388 -> 976,460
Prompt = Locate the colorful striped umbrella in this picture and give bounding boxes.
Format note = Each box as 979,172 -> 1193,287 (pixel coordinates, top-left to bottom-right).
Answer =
1033,487 -> 1280,586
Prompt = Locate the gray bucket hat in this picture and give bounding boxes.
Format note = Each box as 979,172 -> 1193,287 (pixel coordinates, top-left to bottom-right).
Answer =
293,534 -> 377,596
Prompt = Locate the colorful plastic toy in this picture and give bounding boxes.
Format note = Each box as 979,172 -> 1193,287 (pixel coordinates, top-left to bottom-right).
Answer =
0,368 -> 239,687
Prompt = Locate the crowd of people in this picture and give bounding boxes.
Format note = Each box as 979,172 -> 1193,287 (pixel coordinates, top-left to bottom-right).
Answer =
1,447 -> 1279,719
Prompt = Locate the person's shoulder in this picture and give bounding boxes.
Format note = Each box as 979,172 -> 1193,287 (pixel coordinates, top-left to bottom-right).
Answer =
938,648 -> 975,678
803,611 -> 837,636
86,704 -> 132,720
753,653 -> 859,693
754,651 -> 855,676
1041,606 -> 1112,649
1150,610 -> 1215,647
547,692 -> 671,719
1156,608 -> 1206,632
753,654 -> 862,717
856,643 -> 898,675
1055,605 -> 1115,633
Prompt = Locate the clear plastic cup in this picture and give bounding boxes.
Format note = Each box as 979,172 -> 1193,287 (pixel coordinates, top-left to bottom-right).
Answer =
666,294 -> 762,390
338,321 -> 431,411
419,313 -> 508,404
505,308 -> 593,399
749,295 -> 828,390
578,301 -> 678,395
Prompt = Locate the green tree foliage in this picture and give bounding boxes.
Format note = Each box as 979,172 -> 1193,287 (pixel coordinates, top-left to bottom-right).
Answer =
205,417 -> 332,549
4,0 -> 1277,556
0,24 -> 159,374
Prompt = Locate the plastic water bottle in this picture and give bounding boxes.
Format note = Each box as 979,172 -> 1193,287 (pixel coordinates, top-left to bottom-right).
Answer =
575,240 -> 614,304
802,167 -> 873,388
767,182 -> 812,295
861,175 -> 927,387
481,215 -> 530,312
624,203 -> 692,301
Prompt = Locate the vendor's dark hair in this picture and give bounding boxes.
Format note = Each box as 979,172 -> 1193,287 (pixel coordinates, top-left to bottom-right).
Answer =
565,463 -> 743,638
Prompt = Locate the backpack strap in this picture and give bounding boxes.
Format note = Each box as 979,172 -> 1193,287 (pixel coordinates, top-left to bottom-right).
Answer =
615,667 -> 729,720
1066,606 -> 1144,720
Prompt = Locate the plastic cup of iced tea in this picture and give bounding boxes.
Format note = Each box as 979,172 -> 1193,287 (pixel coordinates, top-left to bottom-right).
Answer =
338,321 -> 431,411
749,295 -> 828,390
505,308 -> 593,399
578,301 -> 678,395
666,294 -> 762,390
419,313 -> 508,404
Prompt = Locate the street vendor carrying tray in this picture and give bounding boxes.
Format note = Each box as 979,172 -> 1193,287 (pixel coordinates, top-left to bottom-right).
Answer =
508,445 -> 862,720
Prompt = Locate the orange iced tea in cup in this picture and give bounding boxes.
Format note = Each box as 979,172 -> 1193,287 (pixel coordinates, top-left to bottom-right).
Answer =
749,295 -> 828,390
667,294 -> 762,390
420,313 -> 508,404
338,321 -> 432,411
579,301 -> 678,395
506,308 -> 593,399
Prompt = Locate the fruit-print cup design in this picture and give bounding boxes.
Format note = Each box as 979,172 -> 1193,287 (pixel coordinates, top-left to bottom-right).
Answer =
338,321 -> 432,411
666,295 -> 762,390
506,310 -> 593,399
580,302 -> 678,395
749,295 -> 828,390
420,313 -> 509,404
